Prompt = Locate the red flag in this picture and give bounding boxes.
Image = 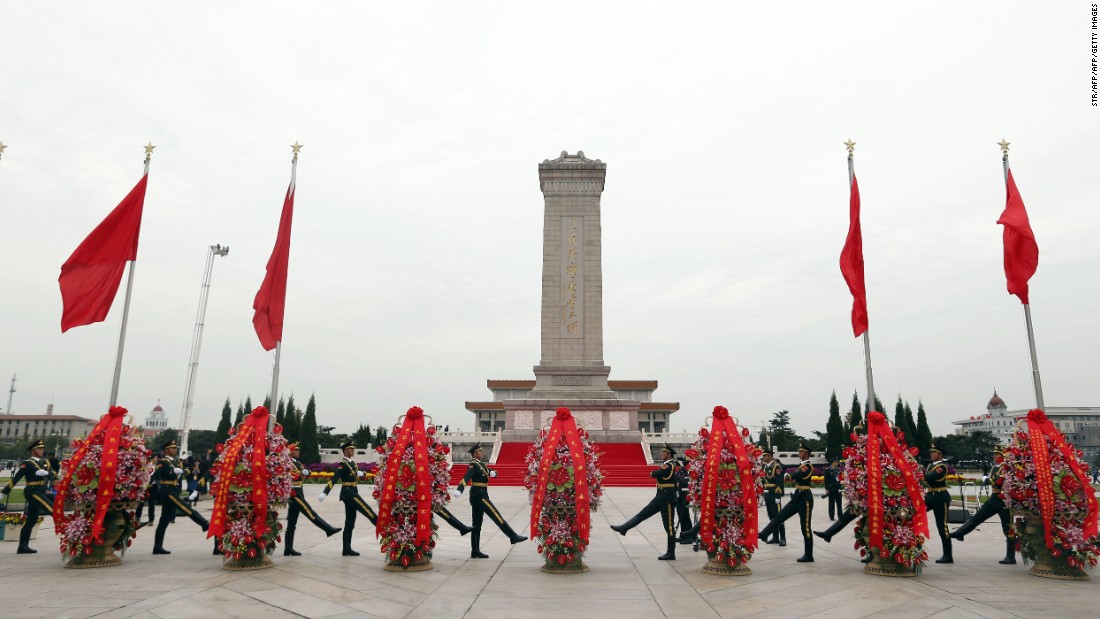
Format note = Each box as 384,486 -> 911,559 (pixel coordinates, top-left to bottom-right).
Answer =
996,169 -> 1038,304
252,180 -> 295,350
59,175 -> 148,333
839,175 -> 868,337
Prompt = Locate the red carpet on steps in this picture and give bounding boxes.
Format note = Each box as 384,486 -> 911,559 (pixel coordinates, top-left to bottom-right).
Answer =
448,442 -> 658,487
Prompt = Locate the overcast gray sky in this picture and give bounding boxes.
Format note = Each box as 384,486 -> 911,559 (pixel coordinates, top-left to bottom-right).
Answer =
2,2 -> 1097,440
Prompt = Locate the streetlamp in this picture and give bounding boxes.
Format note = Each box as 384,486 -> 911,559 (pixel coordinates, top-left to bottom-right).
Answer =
178,244 -> 229,457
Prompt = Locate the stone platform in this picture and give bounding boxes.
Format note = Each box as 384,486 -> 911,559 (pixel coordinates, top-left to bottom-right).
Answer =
1,487 -> 1093,618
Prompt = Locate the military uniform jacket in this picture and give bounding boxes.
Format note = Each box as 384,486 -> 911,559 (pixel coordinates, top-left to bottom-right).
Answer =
990,462 -> 1006,496
763,461 -> 785,496
151,455 -> 183,499
459,459 -> 493,497
323,458 -> 362,501
824,467 -> 842,492
3,457 -> 53,496
290,459 -> 307,497
789,461 -> 813,491
925,461 -> 949,489
651,460 -> 677,499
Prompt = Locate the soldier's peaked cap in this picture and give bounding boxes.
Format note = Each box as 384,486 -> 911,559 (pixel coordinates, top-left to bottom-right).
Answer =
468,443 -> 482,455
27,439 -> 45,451
340,439 -> 355,450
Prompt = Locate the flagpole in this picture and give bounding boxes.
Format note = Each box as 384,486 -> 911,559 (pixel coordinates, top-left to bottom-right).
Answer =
1000,140 -> 1045,410
847,140 -> 877,413
108,143 -> 154,407
268,144 -> 299,432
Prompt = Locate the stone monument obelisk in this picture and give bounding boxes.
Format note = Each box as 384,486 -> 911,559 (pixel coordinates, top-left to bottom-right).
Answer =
502,152 -> 641,441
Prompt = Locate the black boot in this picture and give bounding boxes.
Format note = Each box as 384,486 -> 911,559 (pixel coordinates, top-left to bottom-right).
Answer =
342,527 -> 359,556
470,530 -> 488,559
949,518 -> 976,542
152,528 -> 170,554
658,536 -> 676,560
436,508 -> 472,536
284,530 -> 301,556
999,538 -> 1017,565
189,509 -> 210,533
935,537 -> 953,563
678,522 -> 699,545
17,526 -> 36,554
757,520 -> 776,543
213,537 -> 222,555
611,514 -> 641,536
796,537 -> 814,562
498,520 -> 526,545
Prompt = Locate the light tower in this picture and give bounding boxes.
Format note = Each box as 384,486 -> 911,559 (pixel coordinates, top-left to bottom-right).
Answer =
178,244 -> 229,456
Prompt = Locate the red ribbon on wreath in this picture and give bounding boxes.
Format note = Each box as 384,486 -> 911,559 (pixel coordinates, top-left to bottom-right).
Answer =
865,411 -> 928,552
530,407 -> 592,543
53,406 -> 130,543
208,407 -> 271,539
377,406 -> 433,545
1025,409 -> 1099,549
698,406 -> 758,551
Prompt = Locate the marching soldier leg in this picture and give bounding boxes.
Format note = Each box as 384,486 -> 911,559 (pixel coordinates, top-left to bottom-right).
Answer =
17,494 -> 51,554
657,502 -> 676,560
814,509 -> 858,543
481,497 -> 525,544
297,495 -> 341,537
997,508 -> 1017,564
168,494 -> 209,532
928,494 -> 952,563
153,497 -> 177,554
352,495 -> 377,527
950,497 -> 1000,542
470,502 -> 488,558
611,497 -> 662,535
341,500 -> 359,556
758,494 -> 800,541
435,506 -> 472,536
285,498 -> 302,556
796,496 -> 814,563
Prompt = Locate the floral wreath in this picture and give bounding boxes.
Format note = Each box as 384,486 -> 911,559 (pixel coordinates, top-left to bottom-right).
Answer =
1001,409 -> 1099,570
842,412 -> 929,570
683,406 -> 763,568
373,406 -> 452,568
523,407 -> 604,566
208,407 -> 294,560
53,406 -> 153,558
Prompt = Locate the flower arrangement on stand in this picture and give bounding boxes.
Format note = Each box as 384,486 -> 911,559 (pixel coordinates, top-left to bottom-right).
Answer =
1,513 -> 44,541
207,406 -> 293,570
684,406 -> 762,576
53,406 -> 154,568
374,406 -> 451,572
524,407 -> 603,574
842,411 -> 928,577
1002,409 -> 1098,580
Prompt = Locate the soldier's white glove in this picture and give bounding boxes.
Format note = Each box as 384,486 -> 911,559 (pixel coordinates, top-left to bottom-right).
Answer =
490,470 -> 497,478
188,491 -> 199,501
450,489 -> 462,498
301,470 -> 311,477
358,470 -> 366,478
317,492 -> 327,502
35,469 -> 50,477
173,467 -> 184,476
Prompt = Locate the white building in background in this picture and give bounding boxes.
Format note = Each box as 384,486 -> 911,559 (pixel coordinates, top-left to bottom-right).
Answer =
0,405 -> 95,445
143,401 -> 169,433
952,391 -> 1100,461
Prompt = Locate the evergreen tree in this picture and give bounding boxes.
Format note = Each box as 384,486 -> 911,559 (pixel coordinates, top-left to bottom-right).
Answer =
894,395 -> 907,435
757,428 -> 768,448
244,396 -> 253,414
903,402 -> 918,443
275,397 -> 286,426
826,390 -> 844,460
916,401 -> 933,458
374,425 -> 388,446
872,396 -> 885,414
215,398 -> 232,445
234,403 -> 245,426
352,424 -> 373,448
299,394 -> 320,464
768,410 -> 799,451
847,391 -> 863,435
263,395 -> 271,410
285,395 -> 297,428
283,407 -> 300,444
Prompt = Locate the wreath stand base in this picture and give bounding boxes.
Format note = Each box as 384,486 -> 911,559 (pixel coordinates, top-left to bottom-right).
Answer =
384,556 -> 433,572
541,556 -> 589,574
1023,517 -> 1090,581
862,550 -> 918,578
703,557 -> 751,576
223,554 -> 274,571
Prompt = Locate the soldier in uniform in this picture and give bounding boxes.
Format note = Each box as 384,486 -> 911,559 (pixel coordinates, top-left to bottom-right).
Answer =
283,442 -> 341,556
151,439 -> 210,554
611,444 -> 679,560
456,443 -> 526,558
673,456 -> 694,542
760,449 -> 786,546
949,446 -> 1016,564
758,441 -> 815,562
825,458 -> 843,520
924,443 -> 953,563
1,439 -> 56,554
319,440 -> 377,556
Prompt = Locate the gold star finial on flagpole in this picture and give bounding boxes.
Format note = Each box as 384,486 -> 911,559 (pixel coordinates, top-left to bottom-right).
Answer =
143,142 -> 156,163
998,139 -> 1010,156
291,141 -> 303,159
844,139 -> 856,155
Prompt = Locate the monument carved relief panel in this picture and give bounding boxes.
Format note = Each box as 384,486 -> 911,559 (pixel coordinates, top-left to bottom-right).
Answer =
513,411 -> 534,430
609,412 -> 631,430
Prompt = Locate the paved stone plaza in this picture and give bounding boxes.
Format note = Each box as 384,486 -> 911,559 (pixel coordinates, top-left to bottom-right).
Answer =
1,487 -> 1094,619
